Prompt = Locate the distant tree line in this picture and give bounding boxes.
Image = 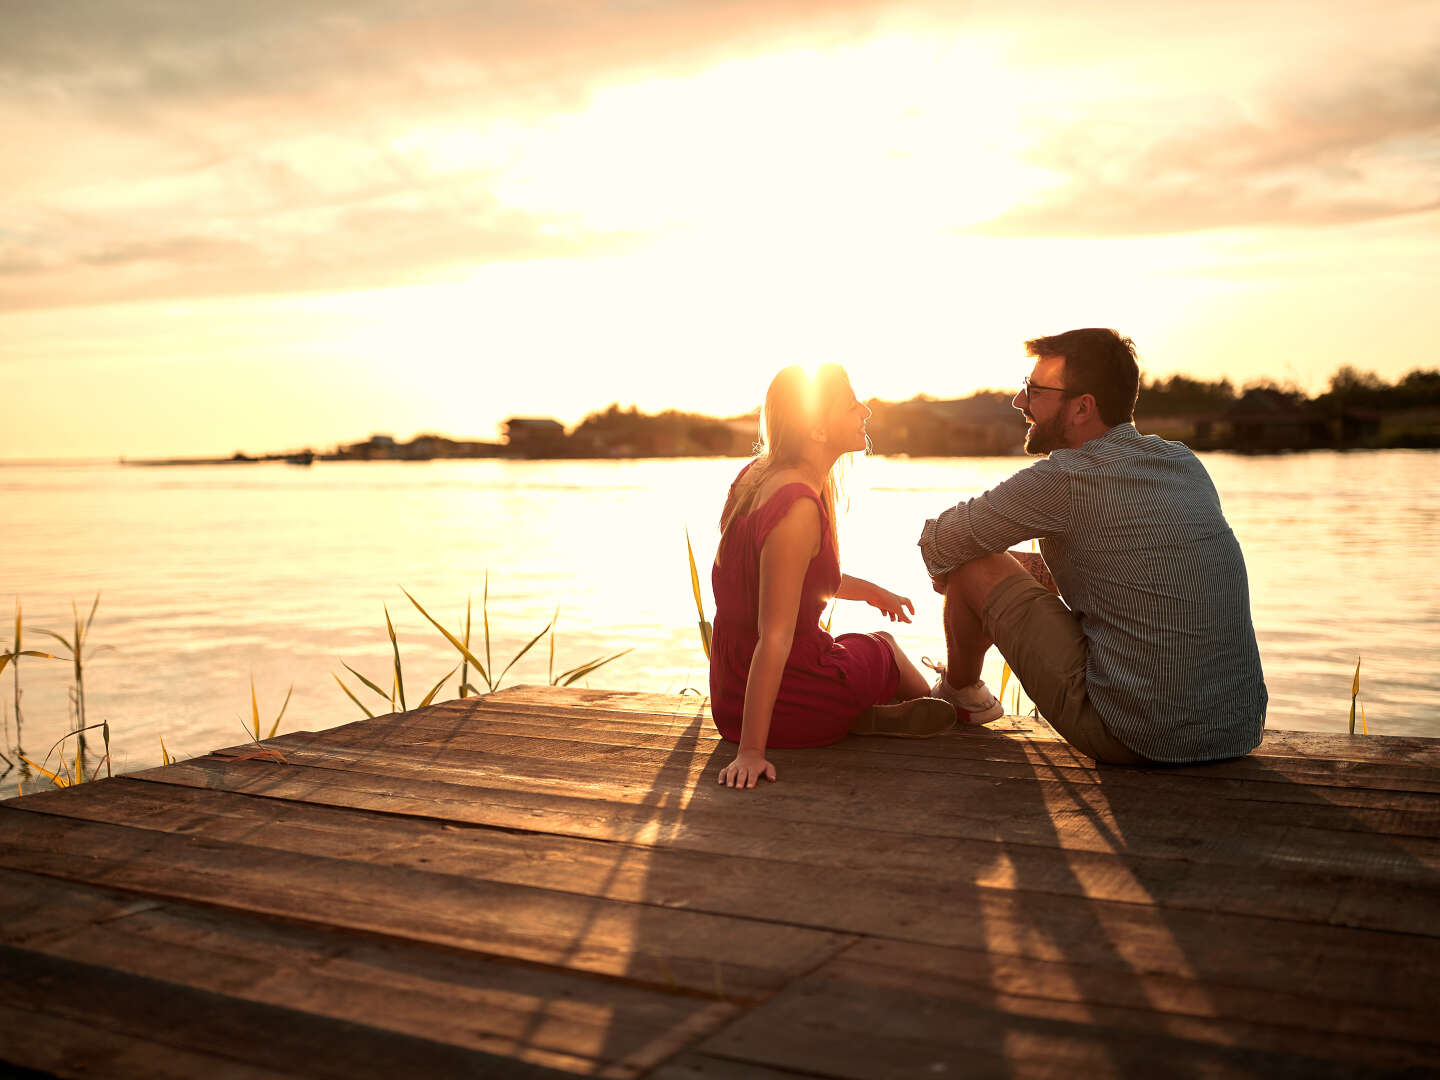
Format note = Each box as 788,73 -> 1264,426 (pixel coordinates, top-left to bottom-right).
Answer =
555,365 -> 1440,458
1136,366 -> 1440,416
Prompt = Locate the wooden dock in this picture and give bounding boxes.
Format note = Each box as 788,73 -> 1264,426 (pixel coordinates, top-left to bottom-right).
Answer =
2,685 -> 1438,1078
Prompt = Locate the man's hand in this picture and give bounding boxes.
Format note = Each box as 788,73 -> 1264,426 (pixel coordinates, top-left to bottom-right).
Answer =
1012,551 -> 1059,595
930,571 -> 951,596
718,749 -> 776,789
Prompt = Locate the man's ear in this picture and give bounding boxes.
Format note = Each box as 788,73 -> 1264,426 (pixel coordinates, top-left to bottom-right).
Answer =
1071,392 -> 1099,423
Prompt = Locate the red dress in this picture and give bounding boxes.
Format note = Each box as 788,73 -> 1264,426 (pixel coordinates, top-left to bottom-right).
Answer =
708,476 -> 901,747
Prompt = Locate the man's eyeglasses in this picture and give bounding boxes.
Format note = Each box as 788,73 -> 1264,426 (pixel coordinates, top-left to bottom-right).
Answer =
1019,376 -> 1076,402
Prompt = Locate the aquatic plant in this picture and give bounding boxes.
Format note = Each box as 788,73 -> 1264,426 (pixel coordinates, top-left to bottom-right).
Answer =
2,600 -> 59,763
331,586 -> 630,718
685,528 -> 713,661
34,592 -> 110,777
1349,656 -> 1367,735
547,609 -> 631,687
248,675 -> 293,742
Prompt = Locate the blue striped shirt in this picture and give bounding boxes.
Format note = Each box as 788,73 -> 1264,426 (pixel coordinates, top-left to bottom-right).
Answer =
918,423 -> 1267,762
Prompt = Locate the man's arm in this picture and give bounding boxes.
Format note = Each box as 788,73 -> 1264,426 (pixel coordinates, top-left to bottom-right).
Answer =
918,459 -> 1071,582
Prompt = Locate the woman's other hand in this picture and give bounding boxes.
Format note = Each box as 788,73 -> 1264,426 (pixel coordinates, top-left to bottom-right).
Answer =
867,588 -> 914,623
719,749 -> 776,788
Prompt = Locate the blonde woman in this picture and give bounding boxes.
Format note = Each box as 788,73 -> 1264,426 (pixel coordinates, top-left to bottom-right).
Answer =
709,364 -> 962,789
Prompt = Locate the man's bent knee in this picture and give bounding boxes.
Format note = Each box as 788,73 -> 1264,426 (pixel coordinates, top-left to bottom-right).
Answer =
944,552 -> 1028,616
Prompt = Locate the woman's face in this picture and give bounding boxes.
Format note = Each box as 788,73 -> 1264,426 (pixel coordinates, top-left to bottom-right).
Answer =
826,383 -> 872,454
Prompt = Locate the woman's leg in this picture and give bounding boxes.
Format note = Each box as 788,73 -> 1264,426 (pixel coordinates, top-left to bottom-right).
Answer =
874,630 -> 931,701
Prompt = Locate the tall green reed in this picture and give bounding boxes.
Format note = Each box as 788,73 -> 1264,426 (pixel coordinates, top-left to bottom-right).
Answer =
334,583 -> 631,718
34,592 -> 109,779
2,600 -> 59,770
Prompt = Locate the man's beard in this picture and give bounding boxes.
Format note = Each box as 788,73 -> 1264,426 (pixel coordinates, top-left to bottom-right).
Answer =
1023,412 -> 1065,455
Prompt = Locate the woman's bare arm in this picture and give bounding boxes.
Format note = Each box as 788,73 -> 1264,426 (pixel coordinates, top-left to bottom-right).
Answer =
836,574 -> 914,623
720,498 -> 821,789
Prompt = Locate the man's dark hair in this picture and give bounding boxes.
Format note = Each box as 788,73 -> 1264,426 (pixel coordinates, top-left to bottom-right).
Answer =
1025,328 -> 1139,426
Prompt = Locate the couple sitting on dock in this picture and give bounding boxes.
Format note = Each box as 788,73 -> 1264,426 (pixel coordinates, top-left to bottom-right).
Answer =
709,327 -> 1268,789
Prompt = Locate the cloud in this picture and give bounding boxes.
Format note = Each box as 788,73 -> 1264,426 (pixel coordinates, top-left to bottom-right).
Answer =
0,192 -> 641,312
975,47 -> 1440,237
0,0 -> 891,311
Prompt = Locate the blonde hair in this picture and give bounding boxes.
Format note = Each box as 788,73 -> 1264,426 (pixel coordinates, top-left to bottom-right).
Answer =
717,363 -> 854,564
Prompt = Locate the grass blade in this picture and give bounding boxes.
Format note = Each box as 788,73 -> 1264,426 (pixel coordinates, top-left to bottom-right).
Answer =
333,673 -> 376,718
84,591 -> 102,637
1349,656 -> 1360,734
686,528 -> 712,660
558,648 -> 632,687
33,628 -> 73,653
685,527 -> 706,621
385,604 -> 407,712
250,675 -> 261,741
267,684 -> 294,739
18,754 -> 66,789
419,664 -> 459,707
159,735 -> 173,767
402,587 -> 492,688
483,571 -> 493,692
341,662 -> 391,702
459,594 -> 472,699
495,615 -> 556,689
999,661 -> 1012,710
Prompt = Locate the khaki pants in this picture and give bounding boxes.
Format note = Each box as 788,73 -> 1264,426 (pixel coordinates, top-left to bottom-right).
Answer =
981,573 -> 1154,766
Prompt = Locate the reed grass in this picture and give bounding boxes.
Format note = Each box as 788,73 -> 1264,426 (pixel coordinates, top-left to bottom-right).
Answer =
248,675 -> 293,742
2,600 -> 59,763
35,593 -> 111,777
1349,656 -> 1367,735
685,528 -> 712,661
332,585 -> 631,719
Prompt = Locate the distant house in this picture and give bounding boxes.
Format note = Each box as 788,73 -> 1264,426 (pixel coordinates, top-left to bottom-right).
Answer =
504,417 -> 567,456
1193,389 -> 1331,451
339,434 -> 399,460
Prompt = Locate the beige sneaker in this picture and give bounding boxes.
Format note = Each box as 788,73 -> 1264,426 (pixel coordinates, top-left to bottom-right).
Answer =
852,697 -> 957,738
922,658 -> 1005,725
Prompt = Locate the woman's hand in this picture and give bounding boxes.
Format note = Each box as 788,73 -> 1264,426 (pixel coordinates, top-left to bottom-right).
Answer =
865,587 -> 914,623
718,749 -> 776,789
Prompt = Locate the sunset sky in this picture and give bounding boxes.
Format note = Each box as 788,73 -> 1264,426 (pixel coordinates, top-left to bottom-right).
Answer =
3,0 -> 1438,459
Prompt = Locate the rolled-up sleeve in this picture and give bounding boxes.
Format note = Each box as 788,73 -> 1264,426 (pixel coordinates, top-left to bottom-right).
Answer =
918,460 -> 1072,579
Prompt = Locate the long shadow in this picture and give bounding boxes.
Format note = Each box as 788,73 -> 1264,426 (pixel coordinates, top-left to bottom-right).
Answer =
952,731 -> 1440,1075
598,705 -> 1440,1075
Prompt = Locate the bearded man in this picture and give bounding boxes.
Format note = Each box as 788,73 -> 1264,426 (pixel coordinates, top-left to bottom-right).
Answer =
919,327 -> 1267,765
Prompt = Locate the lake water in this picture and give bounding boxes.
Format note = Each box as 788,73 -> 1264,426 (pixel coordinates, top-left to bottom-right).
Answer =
3,451 -> 1438,794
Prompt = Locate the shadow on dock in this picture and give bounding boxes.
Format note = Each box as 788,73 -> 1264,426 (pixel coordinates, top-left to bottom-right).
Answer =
0,686 -> 1436,1076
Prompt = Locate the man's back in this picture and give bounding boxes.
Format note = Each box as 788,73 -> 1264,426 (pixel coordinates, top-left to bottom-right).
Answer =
920,422 -> 1267,762
1040,426 -> 1267,761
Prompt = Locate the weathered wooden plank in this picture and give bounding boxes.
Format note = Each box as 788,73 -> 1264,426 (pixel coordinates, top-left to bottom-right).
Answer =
329,701 -> 1440,795
699,939 -> 1439,1078
206,731 -> 1440,834
0,808 -> 851,1001
0,999 -> 289,1080
651,1053 -> 828,1079
249,707 -> 1440,799
0,943 -> 579,1079
74,768 -> 1440,943
283,705 -> 1440,806
0,867 -> 736,1078
133,756 -> 1440,895
11,782 -> 1440,1018
476,684 -> 1440,768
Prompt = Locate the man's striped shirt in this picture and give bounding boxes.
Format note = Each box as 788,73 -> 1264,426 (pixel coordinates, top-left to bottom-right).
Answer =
918,423 -> 1267,762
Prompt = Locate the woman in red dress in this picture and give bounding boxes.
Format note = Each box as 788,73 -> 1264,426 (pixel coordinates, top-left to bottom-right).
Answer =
710,363 -> 957,789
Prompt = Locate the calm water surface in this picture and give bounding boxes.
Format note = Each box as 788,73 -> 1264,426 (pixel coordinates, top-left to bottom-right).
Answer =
3,452 -> 1438,793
